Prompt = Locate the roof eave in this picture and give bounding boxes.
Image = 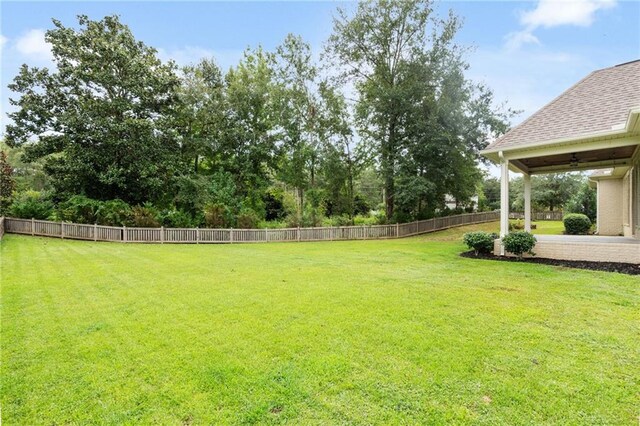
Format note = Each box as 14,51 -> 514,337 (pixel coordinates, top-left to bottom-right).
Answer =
480,107 -> 640,162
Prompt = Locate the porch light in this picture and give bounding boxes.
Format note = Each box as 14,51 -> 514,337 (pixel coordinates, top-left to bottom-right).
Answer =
570,153 -> 579,168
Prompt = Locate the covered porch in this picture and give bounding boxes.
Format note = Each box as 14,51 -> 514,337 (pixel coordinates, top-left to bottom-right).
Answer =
486,138 -> 640,263
481,60 -> 640,264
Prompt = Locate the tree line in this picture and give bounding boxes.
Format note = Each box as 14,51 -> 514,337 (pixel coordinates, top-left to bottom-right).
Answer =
2,1 -> 514,228
479,173 -> 596,222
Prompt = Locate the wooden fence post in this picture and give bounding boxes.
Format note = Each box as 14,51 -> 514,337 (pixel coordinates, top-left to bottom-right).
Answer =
94,223 -> 97,241
265,228 -> 268,242
160,226 -> 164,244
61,221 -> 65,239
123,225 -> 127,243
297,227 -> 300,242
230,228 -> 234,244
196,227 -> 200,244
396,222 -> 399,238
31,218 -> 35,236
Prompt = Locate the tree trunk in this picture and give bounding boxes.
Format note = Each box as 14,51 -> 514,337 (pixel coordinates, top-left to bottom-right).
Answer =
383,117 -> 397,220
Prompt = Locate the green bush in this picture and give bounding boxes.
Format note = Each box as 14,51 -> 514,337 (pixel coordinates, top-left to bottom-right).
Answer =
204,203 -> 230,228
322,215 -> 353,227
9,190 -> 54,220
353,214 -> 378,226
95,199 -> 132,226
566,183 -> 597,222
563,213 -> 591,235
463,231 -> 498,256
158,209 -> 196,228
237,210 -> 259,229
502,231 -> 537,259
130,204 -> 160,227
57,195 -> 100,224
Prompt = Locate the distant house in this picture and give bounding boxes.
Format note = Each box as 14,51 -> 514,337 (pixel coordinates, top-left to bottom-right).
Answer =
481,60 -> 639,263
444,194 -> 478,211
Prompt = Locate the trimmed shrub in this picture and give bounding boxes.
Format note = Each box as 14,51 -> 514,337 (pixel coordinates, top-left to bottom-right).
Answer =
9,190 -> 54,220
502,231 -> 536,259
563,213 -> 591,235
509,220 -> 537,231
463,231 -> 498,256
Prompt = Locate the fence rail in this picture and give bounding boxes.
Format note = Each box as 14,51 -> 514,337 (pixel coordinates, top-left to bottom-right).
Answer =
0,211 -> 500,244
509,211 -> 564,221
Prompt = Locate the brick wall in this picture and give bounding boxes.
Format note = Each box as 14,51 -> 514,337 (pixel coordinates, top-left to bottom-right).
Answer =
494,239 -> 640,264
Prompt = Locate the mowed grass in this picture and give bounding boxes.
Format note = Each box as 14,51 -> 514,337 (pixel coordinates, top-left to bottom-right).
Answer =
1,222 -> 639,424
510,220 -> 565,235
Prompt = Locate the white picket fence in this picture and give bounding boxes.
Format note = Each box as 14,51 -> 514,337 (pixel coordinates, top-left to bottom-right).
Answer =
0,211 -> 499,244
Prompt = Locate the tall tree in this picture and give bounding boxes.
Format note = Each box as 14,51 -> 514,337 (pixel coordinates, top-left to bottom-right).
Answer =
223,47 -> 279,211
177,58 -> 226,175
326,0 -> 437,219
5,15 -> 182,204
532,173 -> 583,212
326,1 -> 511,220
0,151 -> 16,214
274,34 -> 319,214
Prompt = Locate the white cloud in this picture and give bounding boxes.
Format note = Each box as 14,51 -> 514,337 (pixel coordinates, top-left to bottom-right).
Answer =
157,46 -> 243,70
15,29 -> 53,61
506,0 -> 617,50
0,35 -> 7,52
522,0 -> 616,28
504,30 -> 540,51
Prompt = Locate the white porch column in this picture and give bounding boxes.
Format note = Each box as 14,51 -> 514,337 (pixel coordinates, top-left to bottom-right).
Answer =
523,173 -> 532,232
499,152 -> 510,249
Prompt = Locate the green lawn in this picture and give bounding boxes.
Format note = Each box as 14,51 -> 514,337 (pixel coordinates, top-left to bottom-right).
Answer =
2,222 -> 639,424
510,219 -> 565,235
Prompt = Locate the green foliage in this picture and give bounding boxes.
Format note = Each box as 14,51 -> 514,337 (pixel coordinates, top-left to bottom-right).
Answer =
511,173 -> 584,212
563,213 -> 592,235
566,183 -> 597,223
326,0 -> 512,220
478,177 -> 500,211
0,151 -> 16,214
263,187 -> 289,221
130,204 -> 161,228
1,144 -> 49,193
6,15 -> 183,204
57,195 -> 101,224
9,190 -> 54,220
95,199 -> 132,226
237,210 -> 260,229
463,231 -> 498,255
158,209 -> 198,228
5,10 -> 512,229
204,203 -> 231,228
502,231 -> 537,259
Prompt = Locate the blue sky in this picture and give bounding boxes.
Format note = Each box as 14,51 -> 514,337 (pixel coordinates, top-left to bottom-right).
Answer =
1,0 -> 639,135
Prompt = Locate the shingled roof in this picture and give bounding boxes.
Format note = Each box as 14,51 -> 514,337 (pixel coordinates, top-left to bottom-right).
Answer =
484,59 -> 640,152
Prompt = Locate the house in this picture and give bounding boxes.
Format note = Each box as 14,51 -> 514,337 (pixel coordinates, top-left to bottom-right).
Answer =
444,194 -> 478,211
481,60 -> 640,264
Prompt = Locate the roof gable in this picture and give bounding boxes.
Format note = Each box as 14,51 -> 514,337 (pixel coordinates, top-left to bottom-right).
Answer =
485,60 -> 640,152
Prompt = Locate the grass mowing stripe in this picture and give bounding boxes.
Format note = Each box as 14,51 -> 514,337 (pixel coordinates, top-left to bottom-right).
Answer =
1,222 -> 639,424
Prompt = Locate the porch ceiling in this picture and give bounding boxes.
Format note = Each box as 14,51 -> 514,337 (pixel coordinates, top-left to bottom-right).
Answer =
514,145 -> 637,174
